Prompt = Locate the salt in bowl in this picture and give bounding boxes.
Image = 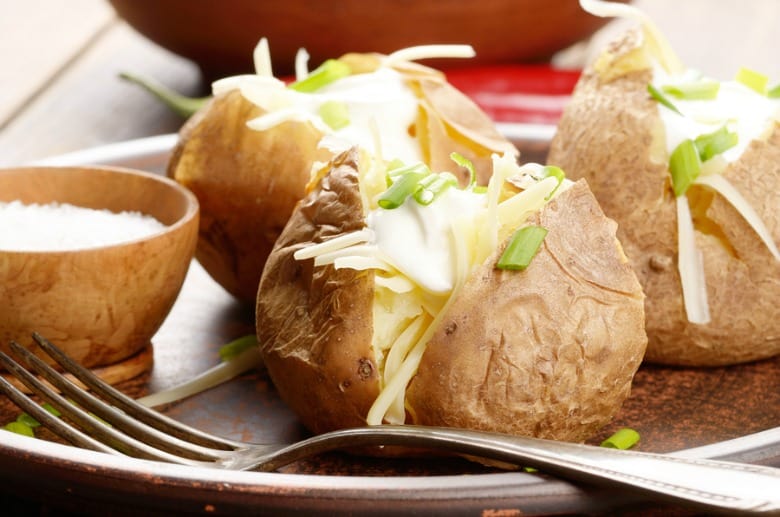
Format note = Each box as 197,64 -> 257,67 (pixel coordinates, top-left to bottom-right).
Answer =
0,166 -> 199,382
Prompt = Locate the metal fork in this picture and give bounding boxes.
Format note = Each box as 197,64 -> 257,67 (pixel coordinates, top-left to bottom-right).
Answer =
1,334 -> 779,514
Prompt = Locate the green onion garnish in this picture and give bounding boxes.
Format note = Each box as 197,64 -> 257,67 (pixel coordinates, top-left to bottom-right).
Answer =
218,334 -> 259,362
16,413 -> 41,428
119,72 -> 210,118
413,172 -> 458,205
543,165 -> 566,200
768,83 -> 780,98
662,79 -> 720,100
318,100 -> 350,130
647,83 -> 681,115
669,139 -> 702,196
378,168 -> 429,209
289,59 -> 351,93
496,226 -> 548,271
694,126 -> 738,162
450,152 -> 477,188
2,421 -> 34,437
42,402 -> 61,418
735,67 -> 768,94
600,428 -> 640,449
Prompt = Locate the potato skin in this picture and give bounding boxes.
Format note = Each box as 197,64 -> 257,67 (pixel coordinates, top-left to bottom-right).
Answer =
548,31 -> 780,366
406,180 -> 646,442
168,90 -> 323,303
258,148 -> 647,442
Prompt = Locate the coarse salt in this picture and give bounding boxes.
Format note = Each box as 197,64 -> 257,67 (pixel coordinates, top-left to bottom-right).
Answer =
0,200 -> 167,251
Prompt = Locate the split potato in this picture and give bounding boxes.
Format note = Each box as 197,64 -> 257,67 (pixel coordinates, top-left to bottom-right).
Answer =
548,16 -> 780,365
256,147 -> 646,442
168,47 -> 516,303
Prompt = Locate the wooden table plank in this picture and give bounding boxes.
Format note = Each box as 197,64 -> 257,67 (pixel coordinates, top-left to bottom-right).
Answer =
0,21 -> 202,167
0,0 -> 115,127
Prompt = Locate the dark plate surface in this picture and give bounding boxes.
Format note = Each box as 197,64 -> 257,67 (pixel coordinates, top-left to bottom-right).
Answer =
1,124 -> 779,516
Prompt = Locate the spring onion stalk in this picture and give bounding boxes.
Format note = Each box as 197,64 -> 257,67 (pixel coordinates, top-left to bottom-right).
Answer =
16,413 -> 41,428
662,79 -> 720,100
450,152 -> 477,188
137,336 -> 263,408
318,100 -> 350,130
676,195 -> 711,324
543,165 -> 566,200
2,421 -> 34,437
289,59 -> 351,93
496,226 -> 548,270
377,169 -> 429,209
387,162 -> 430,184
735,67 -> 769,94
413,173 -> 458,205
694,174 -> 780,261
601,428 -> 640,449
669,139 -> 702,196
694,126 -> 738,162
769,84 -> 780,98
119,72 -> 210,118
647,84 -> 682,115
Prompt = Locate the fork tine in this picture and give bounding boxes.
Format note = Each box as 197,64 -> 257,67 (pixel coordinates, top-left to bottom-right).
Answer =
0,371 -> 118,456
8,341 -> 230,462
1,348 -> 196,463
31,332 -> 239,450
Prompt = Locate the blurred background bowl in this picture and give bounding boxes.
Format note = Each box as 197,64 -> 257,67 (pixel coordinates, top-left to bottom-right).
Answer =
0,166 -> 198,383
108,0 -> 625,80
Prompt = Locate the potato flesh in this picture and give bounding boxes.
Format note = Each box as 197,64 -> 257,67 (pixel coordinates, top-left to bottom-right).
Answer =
547,29 -> 780,366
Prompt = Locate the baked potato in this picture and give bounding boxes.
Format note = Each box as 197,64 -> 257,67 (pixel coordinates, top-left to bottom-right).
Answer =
256,147 -> 647,442
168,43 -> 516,303
548,0 -> 780,366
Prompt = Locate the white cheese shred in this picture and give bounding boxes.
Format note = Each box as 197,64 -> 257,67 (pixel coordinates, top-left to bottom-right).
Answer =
253,38 -> 273,77
294,48 -> 310,81
293,229 -> 374,260
383,45 -> 476,67
676,195 -> 711,324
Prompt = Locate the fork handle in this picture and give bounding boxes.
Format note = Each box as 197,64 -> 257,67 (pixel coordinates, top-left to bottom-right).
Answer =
233,425 -> 780,513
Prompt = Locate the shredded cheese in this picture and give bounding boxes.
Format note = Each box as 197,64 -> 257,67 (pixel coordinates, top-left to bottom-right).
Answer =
383,44 -> 476,67
294,48 -> 310,81
253,38 -> 273,77
676,195 -> 711,324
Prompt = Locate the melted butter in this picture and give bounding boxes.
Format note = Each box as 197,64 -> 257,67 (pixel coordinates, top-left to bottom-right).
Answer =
367,188 -> 485,295
653,67 -> 780,162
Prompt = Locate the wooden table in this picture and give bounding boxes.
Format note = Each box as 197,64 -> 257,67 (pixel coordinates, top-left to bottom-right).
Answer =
1,0 -> 778,166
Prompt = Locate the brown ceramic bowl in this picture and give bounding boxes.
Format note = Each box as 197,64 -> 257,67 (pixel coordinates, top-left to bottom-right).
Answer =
109,0 -> 625,80
0,166 -> 198,382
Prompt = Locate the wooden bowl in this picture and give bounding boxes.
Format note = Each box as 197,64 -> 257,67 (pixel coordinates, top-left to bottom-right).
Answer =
0,166 -> 199,382
108,0 -> 624,80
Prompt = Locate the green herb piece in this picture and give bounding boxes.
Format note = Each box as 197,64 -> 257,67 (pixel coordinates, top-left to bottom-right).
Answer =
542,165 -> 566,199
3,421 -> 34,437
669,139 -> 702,196
768,83 -> 780,98
735,67 -> 768,94
378,167 -> 429,209
450,152 -> 476,188
218,334 -> 259,362
662,79 -> 720,100
16,413 -> 41,428
413,172 -> 458,205
600,428 -> 640,449
289,59 -> 351,93
647,83 -> 682,115
42,402 -> 61,418
496,226 -> 548,271
318,100 -> 350,130
694,126 -> 738,162
119,72 -> 210,118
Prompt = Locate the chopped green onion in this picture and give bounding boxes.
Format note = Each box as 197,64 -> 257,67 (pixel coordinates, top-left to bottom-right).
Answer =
542,165 -> 566,200
472,185 -> 488,194
386,162 -> 430,184
694,126 -> 738,162
289,59 -> 351,93
647,83 -> 682,115
669,139 -> 702,196
42,402 -> 61,417
16,413 -> 41,428
662,79 -> 720,100
735,67 -> 768,94
378,167 -> 429,209
318,100 -> 350,130
768,83 -> 780,98
2,421 -> 34,437
413,172 -> 458,205
496,226 -> 548,271
119,72 -> 210,118
450,152 -> 476,188
600,428 -> 640,449
218,334 -> 258,362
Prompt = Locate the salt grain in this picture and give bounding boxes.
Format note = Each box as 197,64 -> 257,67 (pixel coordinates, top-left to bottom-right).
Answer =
0,200 -> 167,251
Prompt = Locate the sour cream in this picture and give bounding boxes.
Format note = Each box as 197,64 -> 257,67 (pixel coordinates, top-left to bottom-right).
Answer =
653,68 -> 780,162
367,188 -> 486,295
